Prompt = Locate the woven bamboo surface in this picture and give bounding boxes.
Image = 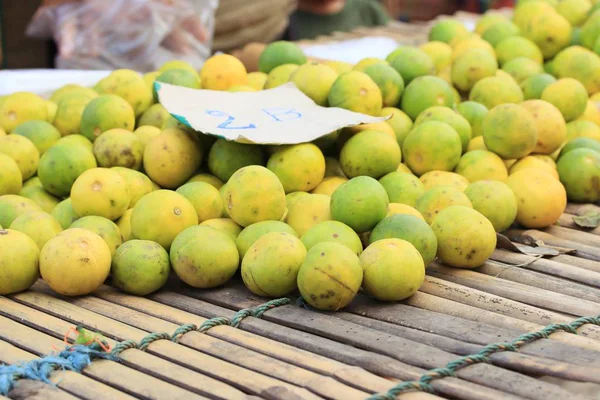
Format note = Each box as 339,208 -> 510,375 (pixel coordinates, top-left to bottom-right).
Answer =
1,208 -> 600,400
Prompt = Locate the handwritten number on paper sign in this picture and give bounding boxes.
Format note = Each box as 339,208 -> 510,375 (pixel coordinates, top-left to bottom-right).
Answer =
205,108 -> 302,129
206,110 -> 257,129
262,107 -> 302,122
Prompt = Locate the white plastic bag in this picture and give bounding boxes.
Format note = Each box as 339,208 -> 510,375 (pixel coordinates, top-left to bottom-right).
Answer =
26,0 -> 219,72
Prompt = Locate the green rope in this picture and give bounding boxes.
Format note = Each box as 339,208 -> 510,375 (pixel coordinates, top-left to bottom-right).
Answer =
106,298 -> 291,357
1,297 -> 292,394
169,298 -> 292,340
366,314 -> 600,399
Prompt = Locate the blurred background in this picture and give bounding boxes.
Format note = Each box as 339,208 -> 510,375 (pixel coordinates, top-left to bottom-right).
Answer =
0,0 -> 515,70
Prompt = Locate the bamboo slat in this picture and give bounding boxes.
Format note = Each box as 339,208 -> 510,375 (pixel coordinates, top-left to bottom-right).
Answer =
0,340 -> 135,400
426,264 -> 600,318
0,312 -> 206,400
176,285 -> 581,400
8,289 -> 323,400
92,286 -> 398,396
150,290 -> 520,400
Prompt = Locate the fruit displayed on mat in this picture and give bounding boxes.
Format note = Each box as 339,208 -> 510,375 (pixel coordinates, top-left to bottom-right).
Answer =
2,3 -> 599,308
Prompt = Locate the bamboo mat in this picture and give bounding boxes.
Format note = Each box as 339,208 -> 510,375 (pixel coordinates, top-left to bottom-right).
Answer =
1,208 -> 600,400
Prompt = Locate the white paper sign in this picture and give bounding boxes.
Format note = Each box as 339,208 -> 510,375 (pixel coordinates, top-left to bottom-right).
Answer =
155,82 -> 389,145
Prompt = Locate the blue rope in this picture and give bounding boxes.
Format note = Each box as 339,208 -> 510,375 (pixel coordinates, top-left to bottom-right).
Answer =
366,314 -> 600,399
3,296 -> 595,399
0,297 -> 291,396
0,344 -> 117,395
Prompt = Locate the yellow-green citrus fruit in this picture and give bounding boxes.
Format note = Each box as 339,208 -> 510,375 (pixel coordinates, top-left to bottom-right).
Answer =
297,242 -> 363,311
111,167 -> 153,208
10,211 -> 62,250
464,180 -> 518,232
507,168 -> 567,228
51,198 -> 80,230
541,78 -> 588,122
115,208 -> 133,242
300,220 -> 363,256
290,62 -> 338,106
111,240 -> 170,296
80,94 -> 135,142
330,176 -> 389,233
241,232 -> 307,297
431,205 -> 497,268
170,225 -> 239,288
40,228 -> 111,296
0,195 -> 42,228
92,128 -> 144,170
416,186 -> 473,225
414,106 -> 472,152
143,128 -> 204,189
419,170 -> 469,191
340,130 -> 401,179
286,193 -> 331,236
0,229 -> 40,295
521,99 -> 567,155
70,216 -> 122,257
0,134 -> 39,181
402,121 -> 462,176
0,92 -> 48,133
38,143 -> 97,198
12,120 -> 61,155
369,214 -> 438,266
0,153 -> 22,195
387,203 -> 425,220
267,143 -> 326,192
482,104 -> 538,159
389,47 -> 436,85
327,71 -> 383,116
557,148 -> 600,202
130,190 -> 198,250
208,139 -> 264,182
70,168 -> 130,220
200,218 -> 243,242
360,238 -> 425,301
455,150 -> 508,182
222,166 -> 286,227
379,172 -> 425,207
258,41 -> 307,74
381,107 -> 414,147
236,220 -> 298,259
400,76 -> 455,120
176,182 -> 224,223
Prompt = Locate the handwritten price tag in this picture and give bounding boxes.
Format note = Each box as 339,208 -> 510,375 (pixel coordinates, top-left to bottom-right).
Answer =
155,82 -> 389,145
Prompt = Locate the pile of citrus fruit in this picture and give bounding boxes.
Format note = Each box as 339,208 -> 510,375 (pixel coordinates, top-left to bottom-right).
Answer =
1,0 -> 600,311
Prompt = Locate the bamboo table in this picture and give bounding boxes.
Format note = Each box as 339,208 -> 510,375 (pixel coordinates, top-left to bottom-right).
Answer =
1,207 -> 599,400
